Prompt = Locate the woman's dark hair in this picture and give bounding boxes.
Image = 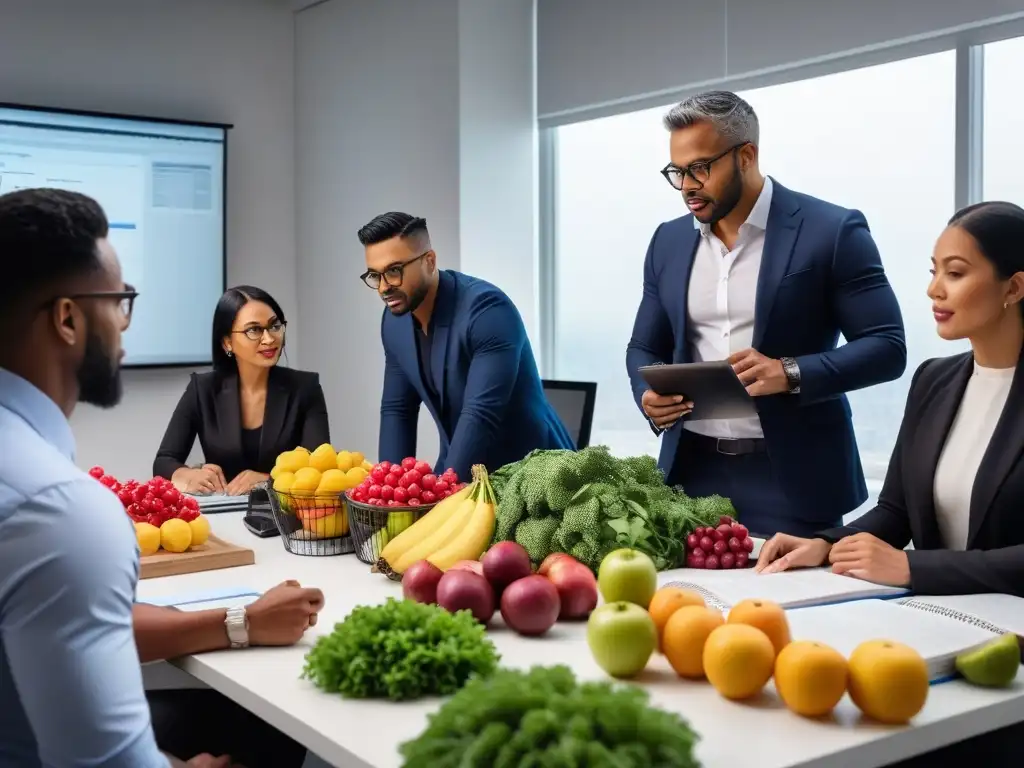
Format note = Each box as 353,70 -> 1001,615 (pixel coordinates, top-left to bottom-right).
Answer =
211,285 -> 287,377
948,201 -> 1024,280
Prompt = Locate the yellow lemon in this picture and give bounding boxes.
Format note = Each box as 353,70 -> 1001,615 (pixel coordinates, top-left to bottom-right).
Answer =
302,509 -> 349,539
291,466 -> 322,497
317,468 -> 349,494
345,466 -> 368,487
275,450 -> 308,474
361,460 -> 373,472
272,471 -> 295,493
309,443 -> 338,473
293,446 -> 310,456
269,464 -> 282,481
350,451 -> 365,467
160,518 -> 193,553
188,515 -> 211,547
336,450 -> 354,472
135,522 -> 161,556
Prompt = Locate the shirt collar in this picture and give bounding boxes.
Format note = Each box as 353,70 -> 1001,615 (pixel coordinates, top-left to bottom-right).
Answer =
0,368 -> 76,460
694,175 -> 774,237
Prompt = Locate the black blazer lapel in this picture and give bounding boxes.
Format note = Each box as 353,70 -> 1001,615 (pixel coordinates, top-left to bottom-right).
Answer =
216,374 -> 243,468
259,368 -> 290,468
430,271 -> 456,417
968,354 -> 1024,546
673,228 -> 700,364
753,180 -> 802,349
915,355 -> 973,548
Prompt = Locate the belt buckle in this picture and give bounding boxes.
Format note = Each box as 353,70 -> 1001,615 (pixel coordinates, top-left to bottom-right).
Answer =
716,438 -> 742,456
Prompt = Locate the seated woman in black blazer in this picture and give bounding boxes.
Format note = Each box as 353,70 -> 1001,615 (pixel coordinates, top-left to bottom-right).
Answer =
153,285 -> 330,496
757,201 -> 1024,597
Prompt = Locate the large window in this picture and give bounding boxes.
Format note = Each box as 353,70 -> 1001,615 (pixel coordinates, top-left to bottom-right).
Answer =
983,36 -> 1024,203
551,49 -> 962,502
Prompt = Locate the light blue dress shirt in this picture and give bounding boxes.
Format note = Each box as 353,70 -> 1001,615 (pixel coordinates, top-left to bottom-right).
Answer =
0,369 -> 167,768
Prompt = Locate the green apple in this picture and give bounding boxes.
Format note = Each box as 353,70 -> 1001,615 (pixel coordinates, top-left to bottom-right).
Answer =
587,601 -> 658,678
956,633 -> 1021,687
597,548 -> 657,607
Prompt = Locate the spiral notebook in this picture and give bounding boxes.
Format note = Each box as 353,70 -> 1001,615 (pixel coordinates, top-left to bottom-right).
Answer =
786,598 -> 1012,682
894,593 -> 1024,643
659,567 -> 908,611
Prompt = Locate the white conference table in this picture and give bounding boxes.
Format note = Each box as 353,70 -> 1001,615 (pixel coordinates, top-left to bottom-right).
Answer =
136,512 -> 1024,768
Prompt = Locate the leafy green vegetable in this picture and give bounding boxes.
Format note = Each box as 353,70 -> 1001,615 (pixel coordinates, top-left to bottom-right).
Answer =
399,665 -> 701,768
492,446 -> 734,572
301,598 -> 499,701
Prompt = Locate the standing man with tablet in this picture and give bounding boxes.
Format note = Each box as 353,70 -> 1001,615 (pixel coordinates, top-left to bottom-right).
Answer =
626,90 -> 907,538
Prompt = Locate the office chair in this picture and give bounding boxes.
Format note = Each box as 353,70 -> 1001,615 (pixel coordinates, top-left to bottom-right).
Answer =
542,379 -> 597,449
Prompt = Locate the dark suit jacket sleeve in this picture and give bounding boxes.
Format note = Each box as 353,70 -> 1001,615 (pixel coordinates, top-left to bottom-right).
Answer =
153,376 -> 200,479
444,295 -> 525,480
378,345 -> 421,465
299,374 -> 331,449
794,210 -> 907,405
626,225 -> 675,425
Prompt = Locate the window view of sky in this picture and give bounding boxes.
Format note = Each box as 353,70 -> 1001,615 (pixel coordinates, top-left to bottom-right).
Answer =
553,39 -> 1024,513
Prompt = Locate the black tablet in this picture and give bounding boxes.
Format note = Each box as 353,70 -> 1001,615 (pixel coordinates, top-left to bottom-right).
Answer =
638,361 -> 756,421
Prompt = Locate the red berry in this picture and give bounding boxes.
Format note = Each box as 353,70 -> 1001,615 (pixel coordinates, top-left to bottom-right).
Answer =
711,528 -> 725,543
718,516 -> 734,527
716,523 -> 732,537
384,473 -> 400,488
401,457 -> 418,471
386,499 -> 398,507
367,484 -> 382,499
712,539 -> 728,556
133,486 -> 148,504
371,467 -> 387,483
693,526 -> 706,537
184,496 -> 199,511
99,475 -> 117,488
147,513 -> 162,527
380,485 -> 395,501
408,498 -> 422,506
88,466 -> 105,479
127,503 -> 142,518
403,469 -> 422,485
117,490 -> 133,506
699,535 -> 714,553
741,537 -> 755,553
732,523 -> 749,539
686,533 -> 700,550
420,473 -> 437,490
150,499 -> 165,514
720,552 -> 736,569
728,536 -> 742,553
686,552 -> 704,568
406,483 -> 422,499
161,489 -> 179,506
736,551 -> 750,568
433,480 -> 450,494
414,461 -> 431,476
705,554 -> 720,570
393,487 -> 409,505
421,490 -> 437,504
377,461 -> 392,474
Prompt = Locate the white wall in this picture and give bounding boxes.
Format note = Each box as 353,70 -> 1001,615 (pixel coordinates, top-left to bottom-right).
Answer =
0,0 -> 297,480
294,0 -> 538,467
537,0 -> 1024,124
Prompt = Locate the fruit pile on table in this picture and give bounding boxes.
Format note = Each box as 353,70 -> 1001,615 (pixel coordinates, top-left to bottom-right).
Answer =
88,467 -> 211,555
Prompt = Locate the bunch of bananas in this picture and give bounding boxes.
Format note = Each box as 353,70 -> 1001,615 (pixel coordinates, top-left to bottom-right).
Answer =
377,465 -> 496,577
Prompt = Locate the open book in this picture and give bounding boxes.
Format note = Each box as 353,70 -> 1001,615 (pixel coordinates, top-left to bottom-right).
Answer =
188,493 -> 251,514
787,598 -> 1010,681
894,594 -> 1024,642
659,567 -> 908,611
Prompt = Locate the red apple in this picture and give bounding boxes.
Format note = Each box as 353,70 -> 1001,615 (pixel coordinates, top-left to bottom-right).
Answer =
500,575 -> 560,636
537,552 -> 577,576
482,541 -> 533,593
436,570 -> 495,624
449,560 -> 484,577
402,560 -> 444,604
546,561 -> 598,620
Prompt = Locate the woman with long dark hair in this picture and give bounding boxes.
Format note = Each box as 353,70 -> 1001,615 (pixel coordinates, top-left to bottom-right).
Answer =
153,285 -> 330,495
757,201 -> 1024,598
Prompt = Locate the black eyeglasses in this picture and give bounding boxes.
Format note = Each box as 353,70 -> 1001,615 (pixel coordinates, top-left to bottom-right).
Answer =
660,142 -> 749,190
66,285 -> 139,320
233,320 -> 287,342
360,252 -> 429,290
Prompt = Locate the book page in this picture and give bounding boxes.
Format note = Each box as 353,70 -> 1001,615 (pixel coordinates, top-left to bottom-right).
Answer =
660,567 -> 908,609
897,594 -> 1024,637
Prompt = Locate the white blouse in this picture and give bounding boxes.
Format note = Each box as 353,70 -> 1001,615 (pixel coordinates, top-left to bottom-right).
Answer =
933,362 -> 1015,550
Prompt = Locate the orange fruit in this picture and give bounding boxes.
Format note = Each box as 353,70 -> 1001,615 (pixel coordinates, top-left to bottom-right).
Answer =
774,640 -> 848,717
648,587 -> 706,649
727,598 -> 791,656
847,640 -> 929,724
661,605 -> 725,679
703,623 -> 776,701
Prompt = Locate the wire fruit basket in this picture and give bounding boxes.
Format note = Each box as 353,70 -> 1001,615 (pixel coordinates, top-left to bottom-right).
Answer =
346,495 -> 434,567
267,485 -> 355,556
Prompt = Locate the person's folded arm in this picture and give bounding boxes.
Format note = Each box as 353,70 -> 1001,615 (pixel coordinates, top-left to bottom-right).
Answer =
905,546 -> 1024,596
153,375 -> 200,479
133,603 -> 230,664
298,374 -> 331,449
378,346 -> 421,465
795,210 -> 907,406
625,225 -> 674,433
443,296 -> 524,480
3,481 -> 168,768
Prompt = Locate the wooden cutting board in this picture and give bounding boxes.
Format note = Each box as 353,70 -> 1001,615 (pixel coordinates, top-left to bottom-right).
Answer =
140,534 -> 255,580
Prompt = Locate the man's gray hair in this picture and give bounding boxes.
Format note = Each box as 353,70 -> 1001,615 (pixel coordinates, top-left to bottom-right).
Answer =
663,90 -> 759,146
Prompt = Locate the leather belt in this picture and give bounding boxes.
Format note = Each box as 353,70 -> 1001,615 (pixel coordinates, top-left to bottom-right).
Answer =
690,434 -> 766,456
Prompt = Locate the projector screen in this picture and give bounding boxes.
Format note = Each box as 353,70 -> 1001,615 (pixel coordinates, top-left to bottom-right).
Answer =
0,104 -> 229,367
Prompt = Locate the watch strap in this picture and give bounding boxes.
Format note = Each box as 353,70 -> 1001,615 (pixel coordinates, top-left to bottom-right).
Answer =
225,606 -> 250,649
780,356 -> 801,394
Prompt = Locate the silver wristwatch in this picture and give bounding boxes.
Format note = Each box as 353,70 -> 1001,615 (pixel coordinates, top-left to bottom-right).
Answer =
780,356 -> 801,394
225,606 -> 250,649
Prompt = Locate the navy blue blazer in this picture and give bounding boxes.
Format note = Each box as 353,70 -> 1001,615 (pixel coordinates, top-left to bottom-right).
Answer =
626,179 -> 907,523
379,270 -> 574,480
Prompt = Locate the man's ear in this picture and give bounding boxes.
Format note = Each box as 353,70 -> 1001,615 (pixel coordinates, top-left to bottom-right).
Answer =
54,299 -> 79,346
425,250 -> 438,272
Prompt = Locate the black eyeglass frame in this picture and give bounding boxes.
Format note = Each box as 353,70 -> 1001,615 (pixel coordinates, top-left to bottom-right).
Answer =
61,285 -> 139,320
359,251 -> 430,290
660,142 -> 750,190
232,320 -> 288,342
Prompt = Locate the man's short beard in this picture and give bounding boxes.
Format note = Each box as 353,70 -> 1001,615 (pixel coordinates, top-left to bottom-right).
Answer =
77,329 -> 122,408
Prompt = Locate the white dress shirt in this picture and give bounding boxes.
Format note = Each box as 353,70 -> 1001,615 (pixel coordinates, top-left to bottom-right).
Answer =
933,361 -> 1015,550
684,176 -> 773,439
